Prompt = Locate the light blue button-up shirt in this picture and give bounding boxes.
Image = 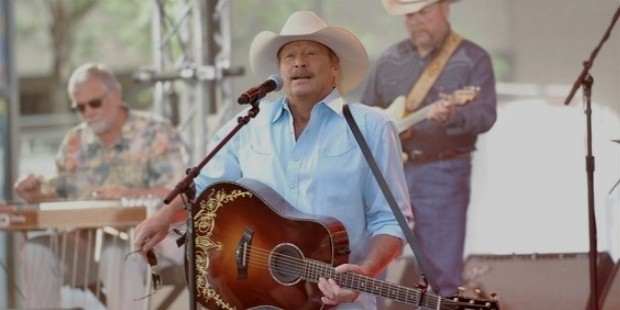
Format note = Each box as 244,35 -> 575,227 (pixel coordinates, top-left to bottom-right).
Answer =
194,89 -> 412,308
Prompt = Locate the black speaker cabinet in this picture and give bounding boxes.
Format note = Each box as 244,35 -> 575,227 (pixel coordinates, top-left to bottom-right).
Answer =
463,252 -> 614,310
600,259 -> 620,310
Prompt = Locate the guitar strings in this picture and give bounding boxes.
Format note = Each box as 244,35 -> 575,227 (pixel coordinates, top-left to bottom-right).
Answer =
201,241 -> 491,309
248,243 -> 490,310
235,244 -> 462,309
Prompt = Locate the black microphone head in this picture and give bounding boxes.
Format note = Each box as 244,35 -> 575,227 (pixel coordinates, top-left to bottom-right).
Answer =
237,74 -> 284,104
268,74 -> 284,92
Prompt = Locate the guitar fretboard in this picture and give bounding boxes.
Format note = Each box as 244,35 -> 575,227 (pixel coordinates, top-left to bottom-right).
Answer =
302,258 -> 457,309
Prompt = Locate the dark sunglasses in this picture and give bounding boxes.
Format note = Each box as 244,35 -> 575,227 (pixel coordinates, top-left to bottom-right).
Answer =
72,92 -> 107,113
125,249 -> 163,301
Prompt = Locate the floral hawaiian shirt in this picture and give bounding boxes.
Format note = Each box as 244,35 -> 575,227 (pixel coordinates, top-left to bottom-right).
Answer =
47,108 -> 187,199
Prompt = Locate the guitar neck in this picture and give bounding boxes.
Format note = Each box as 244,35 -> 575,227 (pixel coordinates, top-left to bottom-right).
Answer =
303,259 -> 449,309
395,105 -> 432,133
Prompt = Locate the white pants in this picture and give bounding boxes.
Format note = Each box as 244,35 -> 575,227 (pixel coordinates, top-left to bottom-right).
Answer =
19,229 -> 185,309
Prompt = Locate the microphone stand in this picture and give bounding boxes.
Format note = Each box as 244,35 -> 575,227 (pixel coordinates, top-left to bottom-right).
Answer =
563,5 -> 620,310
163,101 -> 262,310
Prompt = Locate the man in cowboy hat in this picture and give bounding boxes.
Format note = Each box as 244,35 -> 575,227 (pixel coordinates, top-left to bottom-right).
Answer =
133,11 -> 412,309
361,0 -> 497,297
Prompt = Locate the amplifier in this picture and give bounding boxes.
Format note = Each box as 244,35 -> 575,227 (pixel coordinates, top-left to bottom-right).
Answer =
463,252 -> 614,310
601,259 -> 620,310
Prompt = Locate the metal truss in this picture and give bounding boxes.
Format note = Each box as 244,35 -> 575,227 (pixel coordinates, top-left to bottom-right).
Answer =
135,0 -> 243,164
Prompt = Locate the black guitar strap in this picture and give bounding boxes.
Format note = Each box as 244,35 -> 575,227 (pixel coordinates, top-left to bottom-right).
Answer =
343,104 -> 441,295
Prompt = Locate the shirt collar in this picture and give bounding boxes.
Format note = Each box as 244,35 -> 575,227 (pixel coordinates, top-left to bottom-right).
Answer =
271,88 -> 345,123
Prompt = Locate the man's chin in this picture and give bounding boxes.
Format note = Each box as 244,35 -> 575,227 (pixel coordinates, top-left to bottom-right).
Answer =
413,36 -> 431,46
87,121 -> 108,134
412,31 -> 433,44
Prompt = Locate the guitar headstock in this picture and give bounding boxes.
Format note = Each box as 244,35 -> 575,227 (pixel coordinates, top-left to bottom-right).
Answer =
449,296 -> 500,310
449,86 -> 481,106
448,287 -> 501,310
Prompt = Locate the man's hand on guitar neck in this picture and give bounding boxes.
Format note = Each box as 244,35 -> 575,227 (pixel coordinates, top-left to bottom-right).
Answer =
317,263 -> 363,306
427,93 -> 455,124
399,93 -> 453,145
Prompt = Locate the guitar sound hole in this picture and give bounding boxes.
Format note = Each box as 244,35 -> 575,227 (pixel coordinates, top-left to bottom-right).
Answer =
269,243 -> 304,286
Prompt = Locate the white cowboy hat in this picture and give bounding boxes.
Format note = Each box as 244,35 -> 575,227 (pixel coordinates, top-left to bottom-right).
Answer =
381,0 -> 459,15
249,11 -> 369,94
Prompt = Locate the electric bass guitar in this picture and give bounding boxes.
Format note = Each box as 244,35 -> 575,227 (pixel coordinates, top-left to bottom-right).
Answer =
379,86 -> 480,133
188,179 -> 500,309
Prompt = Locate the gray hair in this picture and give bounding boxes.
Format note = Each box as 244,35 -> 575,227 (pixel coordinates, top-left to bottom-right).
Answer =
67,63 -> 121,95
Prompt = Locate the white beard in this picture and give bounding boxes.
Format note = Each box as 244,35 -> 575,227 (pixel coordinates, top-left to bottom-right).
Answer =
86,107 -> 120,135
88,119 -> 109,134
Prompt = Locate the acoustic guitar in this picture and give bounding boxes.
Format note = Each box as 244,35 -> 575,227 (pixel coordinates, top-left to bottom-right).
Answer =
378,86 -> 480,133
189,178 -> 499,310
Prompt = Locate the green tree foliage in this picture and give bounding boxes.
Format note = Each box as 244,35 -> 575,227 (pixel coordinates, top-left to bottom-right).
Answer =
16,0 -> 153,113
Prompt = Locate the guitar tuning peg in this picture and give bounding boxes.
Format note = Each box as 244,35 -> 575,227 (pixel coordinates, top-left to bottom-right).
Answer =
474,288 -> 482,297
456,287 -> 465,297
489,291 -> 498,300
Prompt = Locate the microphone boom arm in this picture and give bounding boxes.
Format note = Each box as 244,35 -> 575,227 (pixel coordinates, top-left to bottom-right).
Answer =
564,4 -> 620,105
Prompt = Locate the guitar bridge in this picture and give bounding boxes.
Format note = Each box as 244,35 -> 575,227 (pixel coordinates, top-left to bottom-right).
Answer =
235,227 -> 254,279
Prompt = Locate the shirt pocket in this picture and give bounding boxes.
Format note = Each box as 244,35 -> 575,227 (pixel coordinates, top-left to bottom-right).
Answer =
108,161 -> 150,188
249,131 -> 274,155
318,133 -> 355,157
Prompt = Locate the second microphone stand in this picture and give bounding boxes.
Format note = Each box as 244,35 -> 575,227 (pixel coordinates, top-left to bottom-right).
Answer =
563,5 -> 619,310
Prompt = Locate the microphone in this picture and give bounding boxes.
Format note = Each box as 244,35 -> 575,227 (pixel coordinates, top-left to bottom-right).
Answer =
237,74 -> 283,104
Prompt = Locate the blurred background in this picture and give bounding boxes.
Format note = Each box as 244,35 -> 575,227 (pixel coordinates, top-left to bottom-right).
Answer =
0,0 -> 619,309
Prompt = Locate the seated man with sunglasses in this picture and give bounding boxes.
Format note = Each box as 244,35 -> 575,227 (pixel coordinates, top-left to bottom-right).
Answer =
14,63 -> 187,309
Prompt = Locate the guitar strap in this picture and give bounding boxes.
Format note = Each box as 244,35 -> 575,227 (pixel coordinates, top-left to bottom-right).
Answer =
343,104 -> 441,295
405,31 -> 463,112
